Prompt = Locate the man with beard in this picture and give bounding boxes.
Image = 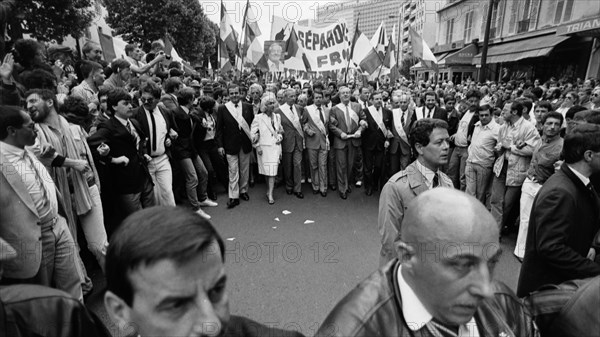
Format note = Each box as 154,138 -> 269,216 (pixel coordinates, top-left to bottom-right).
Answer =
415,91 -> 448,122
25,89 -> 91,238
104,206 -> 304,337
317,188 -> 538,337
378,119 -> 453,266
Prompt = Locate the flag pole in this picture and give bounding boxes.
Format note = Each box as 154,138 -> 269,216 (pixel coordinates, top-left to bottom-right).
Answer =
239,0 -> 250,75
345,14 -> 360,83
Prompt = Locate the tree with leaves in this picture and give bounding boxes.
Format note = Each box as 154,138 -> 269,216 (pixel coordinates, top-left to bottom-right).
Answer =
9,0 -> 96,43
103,0 -> 215,65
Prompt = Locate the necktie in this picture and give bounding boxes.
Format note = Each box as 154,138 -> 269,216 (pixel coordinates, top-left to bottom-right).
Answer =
400,110 -> 405,126
126,120 -> 140,149
318,107 -> 324,124
427,108 -> 432,119
432,172 -> 440,188
345,105 -> 351,130
587,182 -> 598,197
149,110 -> 157,152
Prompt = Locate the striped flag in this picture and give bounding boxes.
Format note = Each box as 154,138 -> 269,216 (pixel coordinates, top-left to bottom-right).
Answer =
243,0 -> 263,66
283,26 -> 312,72
370,22 -> 387,61
220,1 -> 239,56
219,39 -> 233,72
409,27 -> 437,68
350,18 -> 383,75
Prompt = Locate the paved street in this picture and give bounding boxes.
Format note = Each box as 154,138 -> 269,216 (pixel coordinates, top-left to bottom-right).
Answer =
87,183 -> 521,336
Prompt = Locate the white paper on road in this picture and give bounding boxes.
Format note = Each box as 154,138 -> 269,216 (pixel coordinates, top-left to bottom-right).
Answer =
226,237 -> 235,241
274,217 -> 280,221
272,226 -> 277,229
282,210 -> 291,215
304,220 -> 315,224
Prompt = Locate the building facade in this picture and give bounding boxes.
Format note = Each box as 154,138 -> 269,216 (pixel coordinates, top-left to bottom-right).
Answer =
431,0 -> 600,83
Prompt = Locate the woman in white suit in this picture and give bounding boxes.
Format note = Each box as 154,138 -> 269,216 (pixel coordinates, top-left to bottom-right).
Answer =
251,93 -> 283,204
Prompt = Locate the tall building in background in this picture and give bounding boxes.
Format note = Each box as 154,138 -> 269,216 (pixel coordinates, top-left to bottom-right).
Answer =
315,0 -> 363,35
398,0 -> 442,54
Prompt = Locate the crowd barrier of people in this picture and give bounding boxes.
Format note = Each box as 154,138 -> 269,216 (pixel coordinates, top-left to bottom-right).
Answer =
1,37 -> 600,336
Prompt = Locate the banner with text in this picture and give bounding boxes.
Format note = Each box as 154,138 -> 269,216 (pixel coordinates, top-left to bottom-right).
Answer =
294,20 -> 350,71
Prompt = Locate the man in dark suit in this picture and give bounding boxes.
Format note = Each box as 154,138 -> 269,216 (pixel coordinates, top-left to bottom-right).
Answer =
133,80 -> 178,206
388,94 -> 413,175
215,84 -> 254,208
329,86 -> 367,199
87,88 -> 155,220
414,91 -> 447,122
276,88 -> 305,198
517,123 -> 600,297
362,91 -> 392,195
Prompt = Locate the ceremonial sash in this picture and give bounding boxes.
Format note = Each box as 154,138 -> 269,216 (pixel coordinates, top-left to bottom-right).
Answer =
368,105 -> 386,133
282,104 -> 304,139
306,105 -> 328,135
226,103 -> 252,141
393,109 -> 409,143
336,103 -> 359,128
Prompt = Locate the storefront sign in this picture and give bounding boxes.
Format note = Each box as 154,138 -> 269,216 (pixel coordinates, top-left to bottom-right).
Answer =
557,17 -> 600,35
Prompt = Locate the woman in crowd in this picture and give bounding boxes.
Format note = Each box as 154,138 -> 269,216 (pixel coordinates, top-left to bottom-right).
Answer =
250,93 -> 283,204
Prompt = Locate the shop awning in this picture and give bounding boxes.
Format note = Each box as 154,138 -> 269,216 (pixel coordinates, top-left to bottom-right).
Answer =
472,35 -> 570,65
441,44 -> 477,65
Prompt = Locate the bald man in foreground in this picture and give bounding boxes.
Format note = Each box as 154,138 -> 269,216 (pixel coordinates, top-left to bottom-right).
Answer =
316,188 -> 538,337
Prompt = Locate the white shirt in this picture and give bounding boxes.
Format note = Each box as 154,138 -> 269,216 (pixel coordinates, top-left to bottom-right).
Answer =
1,141 -> 58,222
567,164 -> 590,186
454,110 -> 475,147
144,106 -> 168,156
392,108 -> 408,140
397,265 -> 479,336
415,159 -> 440,189
468,120 -> 500,168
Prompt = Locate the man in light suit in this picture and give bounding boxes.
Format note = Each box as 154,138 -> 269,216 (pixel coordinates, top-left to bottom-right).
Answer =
378,118 -> 454,266
361,91 -> 392,196
414,91 -> 448,122
388,94 -> 414,175
329,86 -> 367,199
302,90 -> 329,196
0,106 -> 82,300
216,84 -> 255,208
276,88 -> 305,198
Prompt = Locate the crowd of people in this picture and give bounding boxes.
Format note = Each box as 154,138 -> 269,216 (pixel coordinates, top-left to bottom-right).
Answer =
1,35 -> 600,336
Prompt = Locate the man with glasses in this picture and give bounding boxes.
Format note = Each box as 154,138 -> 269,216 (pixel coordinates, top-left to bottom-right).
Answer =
589,87 -> 600,110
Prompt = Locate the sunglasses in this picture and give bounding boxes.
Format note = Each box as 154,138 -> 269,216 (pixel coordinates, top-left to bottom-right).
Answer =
140,97 -> 155,103
566,96 -> 574,99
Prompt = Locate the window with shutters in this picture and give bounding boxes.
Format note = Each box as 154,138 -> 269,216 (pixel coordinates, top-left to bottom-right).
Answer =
446,18 -> 454,44
464,11 -> 474,42
554,0 -> 574,24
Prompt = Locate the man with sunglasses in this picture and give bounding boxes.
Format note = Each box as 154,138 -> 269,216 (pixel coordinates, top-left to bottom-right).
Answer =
590,87 -> 600,110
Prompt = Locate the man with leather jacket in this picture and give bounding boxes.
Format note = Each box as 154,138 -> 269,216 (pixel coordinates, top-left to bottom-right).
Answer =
316,188 -> 538,337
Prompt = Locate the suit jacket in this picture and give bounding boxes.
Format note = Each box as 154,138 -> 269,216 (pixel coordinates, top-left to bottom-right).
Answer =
250,113 -> 283,147
378,161 -> 453,264
132,105 -> 176,156
316,260 -> 538,337
170,106 -> 200,160
362,106 -> 392,151
517,164 -> 600,297
87,116 -> 151,195
0,151 -> 44,279
215,101 -> 254,155
415,105 -> 448,122
301,104 -> 329,150
329,102 -> 367,149
388,108 -> 412,156
159,93 -> 180,112
276,103 -> 305,153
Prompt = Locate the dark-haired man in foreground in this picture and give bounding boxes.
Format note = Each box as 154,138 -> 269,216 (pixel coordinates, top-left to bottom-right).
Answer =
104,206 -> 304,337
